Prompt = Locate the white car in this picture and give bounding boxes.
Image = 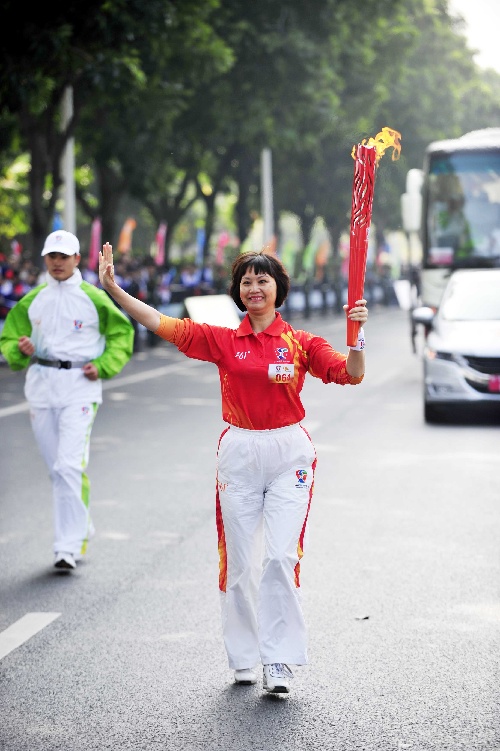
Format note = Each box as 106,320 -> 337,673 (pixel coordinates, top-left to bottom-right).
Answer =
412,268 -> 500,423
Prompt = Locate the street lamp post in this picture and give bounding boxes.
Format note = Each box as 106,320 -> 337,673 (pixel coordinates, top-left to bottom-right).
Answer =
61,86 -> 76,234
261,148 -> 274,246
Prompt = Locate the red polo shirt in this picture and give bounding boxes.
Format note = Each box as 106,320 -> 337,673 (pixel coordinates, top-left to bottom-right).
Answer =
156,312 -> 363,430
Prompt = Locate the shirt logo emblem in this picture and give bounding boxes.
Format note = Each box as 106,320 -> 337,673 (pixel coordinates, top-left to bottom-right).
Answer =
73,320 -> 83,331
276,347 -> 288,361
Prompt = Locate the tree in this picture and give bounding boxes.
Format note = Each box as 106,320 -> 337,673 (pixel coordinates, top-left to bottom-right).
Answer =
0,0 -> 230,260
2,0 -> 500,271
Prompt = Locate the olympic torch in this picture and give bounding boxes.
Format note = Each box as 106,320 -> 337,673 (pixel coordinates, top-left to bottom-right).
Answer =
346,127 -> 401,346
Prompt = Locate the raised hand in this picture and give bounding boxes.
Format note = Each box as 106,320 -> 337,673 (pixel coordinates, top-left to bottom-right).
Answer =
99,242 -> 116,291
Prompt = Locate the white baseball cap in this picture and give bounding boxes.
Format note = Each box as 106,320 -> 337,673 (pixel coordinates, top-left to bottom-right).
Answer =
41,230 -> 80,257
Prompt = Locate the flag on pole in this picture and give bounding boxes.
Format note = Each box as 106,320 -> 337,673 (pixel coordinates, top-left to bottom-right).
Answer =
196,228 -> 205,266
155,222 -> 167,266
216,231 -> 229,265
315,238 -> 330,268
88,217 -> 101,271
52,213 -> 63,231
118,218 -> 137,254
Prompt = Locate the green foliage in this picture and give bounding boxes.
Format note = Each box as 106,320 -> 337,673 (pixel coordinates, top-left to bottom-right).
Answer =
1,0 -> 499,264
0,154 -> 30,250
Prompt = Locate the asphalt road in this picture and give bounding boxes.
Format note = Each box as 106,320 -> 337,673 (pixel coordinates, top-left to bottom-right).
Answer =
0,305 -> 499,751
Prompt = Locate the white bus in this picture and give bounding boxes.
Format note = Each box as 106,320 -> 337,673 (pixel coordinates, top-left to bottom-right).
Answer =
402,128 -> 500,310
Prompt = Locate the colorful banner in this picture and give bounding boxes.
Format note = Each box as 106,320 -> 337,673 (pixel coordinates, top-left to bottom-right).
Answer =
118,218 -> 137,254
52,213 -> 63,231
88,217 -> 101,271
155,222 -> 167,266
196,228 -> 205,266
216,231 -> 230,265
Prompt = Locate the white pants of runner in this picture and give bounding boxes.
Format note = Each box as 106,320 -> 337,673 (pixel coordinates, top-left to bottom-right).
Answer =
30,403 -> 98,556
216,423 -> 316,670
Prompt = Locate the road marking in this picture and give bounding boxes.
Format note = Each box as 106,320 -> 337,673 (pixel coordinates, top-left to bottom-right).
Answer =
102,360 -> 203,390
0,612 -> 61,660
0,402 -> 29,417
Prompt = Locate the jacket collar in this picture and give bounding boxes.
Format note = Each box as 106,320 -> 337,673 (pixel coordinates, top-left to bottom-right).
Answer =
46,268 -> 83,288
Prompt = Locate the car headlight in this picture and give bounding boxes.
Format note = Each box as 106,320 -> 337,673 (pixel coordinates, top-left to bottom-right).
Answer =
424,347 -> 491,387
424,348 -> 454,362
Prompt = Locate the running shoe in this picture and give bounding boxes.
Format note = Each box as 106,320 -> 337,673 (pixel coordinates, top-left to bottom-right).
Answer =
54,552 -> 76,570
262,663 -> 293,693
234,668 -> 258,685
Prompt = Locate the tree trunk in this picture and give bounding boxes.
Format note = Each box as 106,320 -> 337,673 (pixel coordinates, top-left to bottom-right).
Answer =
97,164 -> 126,247
20,105 -> 63,263
325,221 -> 344,314
202,192 -> 216,264
293,210 -> 315,277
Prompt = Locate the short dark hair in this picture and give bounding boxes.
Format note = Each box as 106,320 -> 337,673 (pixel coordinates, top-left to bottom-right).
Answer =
229,251 -> 290,312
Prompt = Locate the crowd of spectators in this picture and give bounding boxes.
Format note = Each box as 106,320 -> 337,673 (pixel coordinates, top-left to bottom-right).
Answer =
1,245 -> 403,348
1,252 -> 231,311
0,253 -> 41,320
0,250 -> 232,353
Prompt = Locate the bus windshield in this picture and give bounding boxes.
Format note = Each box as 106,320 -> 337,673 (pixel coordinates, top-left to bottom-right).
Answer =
425,150 -> 500,268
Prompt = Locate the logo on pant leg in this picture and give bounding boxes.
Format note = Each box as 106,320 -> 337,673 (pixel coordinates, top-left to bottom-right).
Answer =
295,469 -> 309,488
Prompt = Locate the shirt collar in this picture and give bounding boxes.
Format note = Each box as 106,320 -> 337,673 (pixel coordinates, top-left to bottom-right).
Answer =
235,311 -> 286,337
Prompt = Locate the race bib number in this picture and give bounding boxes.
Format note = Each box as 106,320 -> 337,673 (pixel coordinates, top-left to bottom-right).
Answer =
268,363 -> 294,383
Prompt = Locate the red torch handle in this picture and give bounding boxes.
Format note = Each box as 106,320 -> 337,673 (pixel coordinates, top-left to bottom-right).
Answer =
346,144 -> 377,347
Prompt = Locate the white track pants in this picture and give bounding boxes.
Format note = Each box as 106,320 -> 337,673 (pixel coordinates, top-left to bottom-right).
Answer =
30,403 -> 98,556
216,423 -> 316,670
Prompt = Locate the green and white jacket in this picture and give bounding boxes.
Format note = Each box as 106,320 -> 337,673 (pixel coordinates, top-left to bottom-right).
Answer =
0,268 -> 134,408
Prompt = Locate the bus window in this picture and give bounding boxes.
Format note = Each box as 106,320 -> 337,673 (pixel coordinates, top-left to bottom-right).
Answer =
428,188 -> 472,263
402,129 -> 500,314
463,192 -> 500,256
425,148 -> 500,269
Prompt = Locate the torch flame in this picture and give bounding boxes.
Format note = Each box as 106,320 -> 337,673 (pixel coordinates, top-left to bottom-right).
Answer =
351,126 -> 401,164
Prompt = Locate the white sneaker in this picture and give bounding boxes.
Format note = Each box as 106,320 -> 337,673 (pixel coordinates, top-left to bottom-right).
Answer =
262,663 -> 293,694
54,552 -> 76,570
234,668 -> 258,685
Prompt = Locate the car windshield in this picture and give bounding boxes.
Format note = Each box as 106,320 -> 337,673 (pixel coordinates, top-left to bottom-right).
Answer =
440,276 -> 500,321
